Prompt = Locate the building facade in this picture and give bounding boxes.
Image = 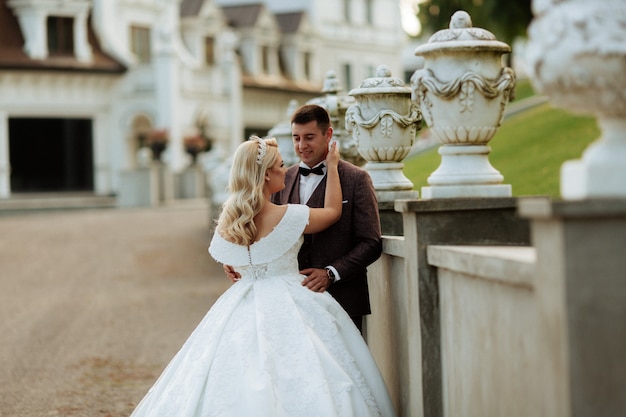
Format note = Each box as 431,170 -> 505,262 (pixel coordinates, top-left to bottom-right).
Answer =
0,0 -> 405,200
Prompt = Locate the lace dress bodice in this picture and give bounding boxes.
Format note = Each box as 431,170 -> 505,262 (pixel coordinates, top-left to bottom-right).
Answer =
209,204 -> 309,282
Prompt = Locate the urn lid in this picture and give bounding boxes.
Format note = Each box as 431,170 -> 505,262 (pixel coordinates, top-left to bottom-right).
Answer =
348,65 -> 410,96
414,11 -> 510,56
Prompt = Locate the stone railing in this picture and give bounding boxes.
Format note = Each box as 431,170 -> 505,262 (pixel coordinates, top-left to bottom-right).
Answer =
365,199 -> 532,417
351,4 -> 626,417
367,196 -> 626,417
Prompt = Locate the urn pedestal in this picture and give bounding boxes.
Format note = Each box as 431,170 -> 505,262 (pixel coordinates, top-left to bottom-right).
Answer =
411,11 -> 515,199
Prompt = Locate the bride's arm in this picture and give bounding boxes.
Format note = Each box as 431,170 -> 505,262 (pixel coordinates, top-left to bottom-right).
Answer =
304,141 -> 342,234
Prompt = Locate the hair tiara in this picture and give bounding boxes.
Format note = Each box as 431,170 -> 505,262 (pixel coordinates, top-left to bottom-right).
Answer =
252,136 -> 266,166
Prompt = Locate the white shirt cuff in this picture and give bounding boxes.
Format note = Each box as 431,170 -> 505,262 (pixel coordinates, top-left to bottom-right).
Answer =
326,265 -> 340,282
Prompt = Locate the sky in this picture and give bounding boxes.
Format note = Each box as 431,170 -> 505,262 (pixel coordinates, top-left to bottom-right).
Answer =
400,0 -> 423,36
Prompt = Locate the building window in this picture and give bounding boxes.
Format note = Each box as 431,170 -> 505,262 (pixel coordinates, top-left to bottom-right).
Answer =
279,47 -> 288,78
47,16 -> 74,55
205,37 -> 215,66
344,0 -> 352,23
303,52 -> 311,80
365,0 -> 374,24
236,48 -> 247,74
343,63 -> 352,91
261,45 -> 270,74
130,25 -> 151,63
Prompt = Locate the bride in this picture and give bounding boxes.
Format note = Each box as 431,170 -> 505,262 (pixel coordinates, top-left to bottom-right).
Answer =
129,136 -> 396,417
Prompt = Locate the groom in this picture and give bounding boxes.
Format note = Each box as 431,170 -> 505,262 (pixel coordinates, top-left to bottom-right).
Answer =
226,104 -> 382,332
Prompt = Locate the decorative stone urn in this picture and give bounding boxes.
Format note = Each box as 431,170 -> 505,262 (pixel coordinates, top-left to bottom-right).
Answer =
346,65 -> 422,194
526,0 -> 626,199
411,11 -> 515,198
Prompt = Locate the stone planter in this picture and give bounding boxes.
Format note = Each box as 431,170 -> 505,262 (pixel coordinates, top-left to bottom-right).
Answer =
526,0 -> 626,199
346,65 -> 422,193
411,11 -> 515,198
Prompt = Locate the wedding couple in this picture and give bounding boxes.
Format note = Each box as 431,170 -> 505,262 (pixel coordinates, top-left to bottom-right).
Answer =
130,104 -> 396,416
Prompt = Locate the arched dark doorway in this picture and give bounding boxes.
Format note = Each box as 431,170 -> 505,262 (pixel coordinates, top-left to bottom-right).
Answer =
9,118 -> 93,192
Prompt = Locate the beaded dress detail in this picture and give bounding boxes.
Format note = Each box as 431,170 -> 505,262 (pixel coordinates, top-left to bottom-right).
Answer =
130,204 -> 396,417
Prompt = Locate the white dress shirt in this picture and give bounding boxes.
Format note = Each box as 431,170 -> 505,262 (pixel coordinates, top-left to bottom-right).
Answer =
299,161 -> 326,204
298,161 -> 341,282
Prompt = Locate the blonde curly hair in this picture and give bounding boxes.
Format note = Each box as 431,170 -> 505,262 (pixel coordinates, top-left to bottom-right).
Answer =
217,136 -> 279,246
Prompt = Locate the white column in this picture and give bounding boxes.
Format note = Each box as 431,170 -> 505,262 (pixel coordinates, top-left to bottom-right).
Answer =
91,0 -> 133,65
153,6 -> 185,173
0,111 -> 10,198
11,7 -> 47,59
220,31 -> 243,154
74,11 -> 93,62
92,112 -> 111,195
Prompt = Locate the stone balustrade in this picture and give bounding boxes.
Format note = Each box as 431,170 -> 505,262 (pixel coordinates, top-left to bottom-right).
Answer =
367,196 -> 626,417
348,4 -> 626,417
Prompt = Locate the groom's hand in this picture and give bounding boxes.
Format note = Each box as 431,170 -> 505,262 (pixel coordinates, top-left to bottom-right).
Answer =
224,264 -> 241,282
300,268 -> 331,293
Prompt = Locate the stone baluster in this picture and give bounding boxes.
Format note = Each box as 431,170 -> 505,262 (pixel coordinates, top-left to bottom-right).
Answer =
525,0 -> 626,199
346,65 -> 422,198
411,11 -> 515,199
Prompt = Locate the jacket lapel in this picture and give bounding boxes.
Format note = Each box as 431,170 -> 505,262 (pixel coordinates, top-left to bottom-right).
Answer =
306,176 -> 327,208
284,166 -> 301,204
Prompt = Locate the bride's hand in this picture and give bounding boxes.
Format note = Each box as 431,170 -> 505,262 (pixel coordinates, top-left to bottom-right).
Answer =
326,140 -> 339,168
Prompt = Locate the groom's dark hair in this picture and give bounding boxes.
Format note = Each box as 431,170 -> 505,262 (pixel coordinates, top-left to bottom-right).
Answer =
291,104 -> 331,134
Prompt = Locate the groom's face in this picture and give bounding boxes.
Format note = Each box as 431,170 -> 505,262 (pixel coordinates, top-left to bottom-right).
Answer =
291,120 -> 333,168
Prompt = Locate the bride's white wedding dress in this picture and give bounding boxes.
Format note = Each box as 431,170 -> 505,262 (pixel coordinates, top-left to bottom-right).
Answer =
130,204 -> 396,417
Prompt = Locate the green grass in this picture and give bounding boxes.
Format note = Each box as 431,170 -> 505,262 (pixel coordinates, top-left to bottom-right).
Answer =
403,104 -> 601,198
513,78 -> 535,101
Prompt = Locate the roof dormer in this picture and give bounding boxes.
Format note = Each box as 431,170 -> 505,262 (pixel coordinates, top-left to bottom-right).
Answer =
180,0 -> 230,67
8,0 -> 93,61
222,3 -> 281,77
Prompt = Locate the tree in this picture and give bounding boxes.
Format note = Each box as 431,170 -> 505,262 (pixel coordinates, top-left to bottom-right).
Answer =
416,0 -> 533,46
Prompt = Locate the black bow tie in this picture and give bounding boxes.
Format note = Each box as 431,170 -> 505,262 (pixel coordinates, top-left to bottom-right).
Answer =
299,164 -> 325,176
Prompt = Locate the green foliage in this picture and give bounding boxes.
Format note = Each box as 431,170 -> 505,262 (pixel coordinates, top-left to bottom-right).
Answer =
404,104 -> 600,198
416,0 -> 533,45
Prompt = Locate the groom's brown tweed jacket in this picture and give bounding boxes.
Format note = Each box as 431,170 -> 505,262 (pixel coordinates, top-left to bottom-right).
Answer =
271,159 -> 382,318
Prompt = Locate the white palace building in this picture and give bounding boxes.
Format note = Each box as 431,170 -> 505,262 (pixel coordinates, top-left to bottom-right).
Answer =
0,0 -> 405,202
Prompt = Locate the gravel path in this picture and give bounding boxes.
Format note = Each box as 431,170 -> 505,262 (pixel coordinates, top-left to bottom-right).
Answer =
0,201 -> 230,417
